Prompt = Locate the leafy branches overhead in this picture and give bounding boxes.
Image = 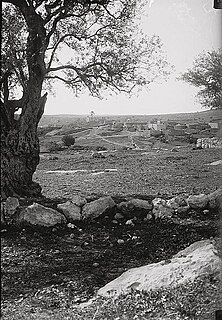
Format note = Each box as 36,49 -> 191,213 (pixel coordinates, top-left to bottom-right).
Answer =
2,0 -> 172,103
179,49 -> 222,110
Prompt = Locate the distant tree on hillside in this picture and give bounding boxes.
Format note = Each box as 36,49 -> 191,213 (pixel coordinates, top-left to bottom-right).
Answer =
179,49 -> 222,110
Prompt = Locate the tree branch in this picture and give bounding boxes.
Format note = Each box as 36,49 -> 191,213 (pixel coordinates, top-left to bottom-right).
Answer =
45,75 -> 80,84
46,64 -> 80,73
37,92 -> 47,123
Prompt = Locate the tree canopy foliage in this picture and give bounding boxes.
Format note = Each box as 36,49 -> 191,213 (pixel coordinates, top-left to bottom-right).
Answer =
179,49 -> 222,110
1,0 -> 172,104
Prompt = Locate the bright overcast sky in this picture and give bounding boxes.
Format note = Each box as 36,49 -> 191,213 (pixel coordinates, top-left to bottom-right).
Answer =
45,0 -> 221,116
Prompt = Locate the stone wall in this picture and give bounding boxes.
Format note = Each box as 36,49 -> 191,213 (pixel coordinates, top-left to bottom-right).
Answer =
196,137 -> 222,149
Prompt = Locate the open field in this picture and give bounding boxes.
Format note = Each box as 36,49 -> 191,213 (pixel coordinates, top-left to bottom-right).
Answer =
35,148 -> 222,199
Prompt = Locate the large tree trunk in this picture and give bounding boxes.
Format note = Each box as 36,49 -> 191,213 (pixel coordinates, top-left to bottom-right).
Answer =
1,127 -> 41,199
1,94 -> 47,199
1,2 -> 49,199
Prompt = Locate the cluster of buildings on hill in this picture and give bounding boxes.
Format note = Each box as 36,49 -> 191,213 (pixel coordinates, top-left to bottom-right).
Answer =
89,117 -> 222,141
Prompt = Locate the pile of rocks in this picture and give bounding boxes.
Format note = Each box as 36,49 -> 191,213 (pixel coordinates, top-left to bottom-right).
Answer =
196,137 -> 222,149
1,188 -> 221,228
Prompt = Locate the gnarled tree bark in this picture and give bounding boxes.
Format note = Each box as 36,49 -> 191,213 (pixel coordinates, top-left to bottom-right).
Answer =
1,93 -> 47,199
1,0 -> 49,199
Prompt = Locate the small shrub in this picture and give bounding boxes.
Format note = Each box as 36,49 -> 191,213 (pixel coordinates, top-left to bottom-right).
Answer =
62,135 -> 75,147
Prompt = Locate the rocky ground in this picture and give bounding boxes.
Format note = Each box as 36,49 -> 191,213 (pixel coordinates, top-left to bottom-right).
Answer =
1,147 -> 222,320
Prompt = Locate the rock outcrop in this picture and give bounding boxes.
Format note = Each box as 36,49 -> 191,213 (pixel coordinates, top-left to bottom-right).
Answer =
97,239 -> 221,297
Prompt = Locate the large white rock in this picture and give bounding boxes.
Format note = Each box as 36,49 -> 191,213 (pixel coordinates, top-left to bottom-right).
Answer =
57,201 -> 81,222
82,196 -> 115,220
19,203 -> 67,227
97,239 -> 221,297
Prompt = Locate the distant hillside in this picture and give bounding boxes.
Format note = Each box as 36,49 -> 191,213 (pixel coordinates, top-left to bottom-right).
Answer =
39,109 -> 222,127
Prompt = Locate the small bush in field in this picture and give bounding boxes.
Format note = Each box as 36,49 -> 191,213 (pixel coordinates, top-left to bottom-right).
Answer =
62,135 -> 75,147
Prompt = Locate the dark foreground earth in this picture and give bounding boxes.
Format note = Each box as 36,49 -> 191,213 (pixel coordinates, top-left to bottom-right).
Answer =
1,212 -> 221,316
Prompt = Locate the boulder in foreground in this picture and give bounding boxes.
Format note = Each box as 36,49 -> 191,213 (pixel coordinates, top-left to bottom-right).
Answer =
187,194 -> 209,209
117,199 -> 152,219
97,239 -> 221,297
82,196 -> 115,220
57,201 -> 81,222
18,203 -> 67,227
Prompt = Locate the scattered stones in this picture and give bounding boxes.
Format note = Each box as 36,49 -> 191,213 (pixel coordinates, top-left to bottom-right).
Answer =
196,137 -> 222,149
82,196 -> 115,220
125,219 -> 135,226
67,223 -> 76,229
145,213 -> 153,220
57,201 -> 81,222
97,239 -> 221,297
93,262 -> 99,267
187,194 -> 209,210
1,190 -> 220,229
18,203 -> 67,227
114,212 -> 125,221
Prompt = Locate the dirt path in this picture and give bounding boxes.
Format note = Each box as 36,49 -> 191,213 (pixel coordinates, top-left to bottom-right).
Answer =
91,134 -> 132,148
